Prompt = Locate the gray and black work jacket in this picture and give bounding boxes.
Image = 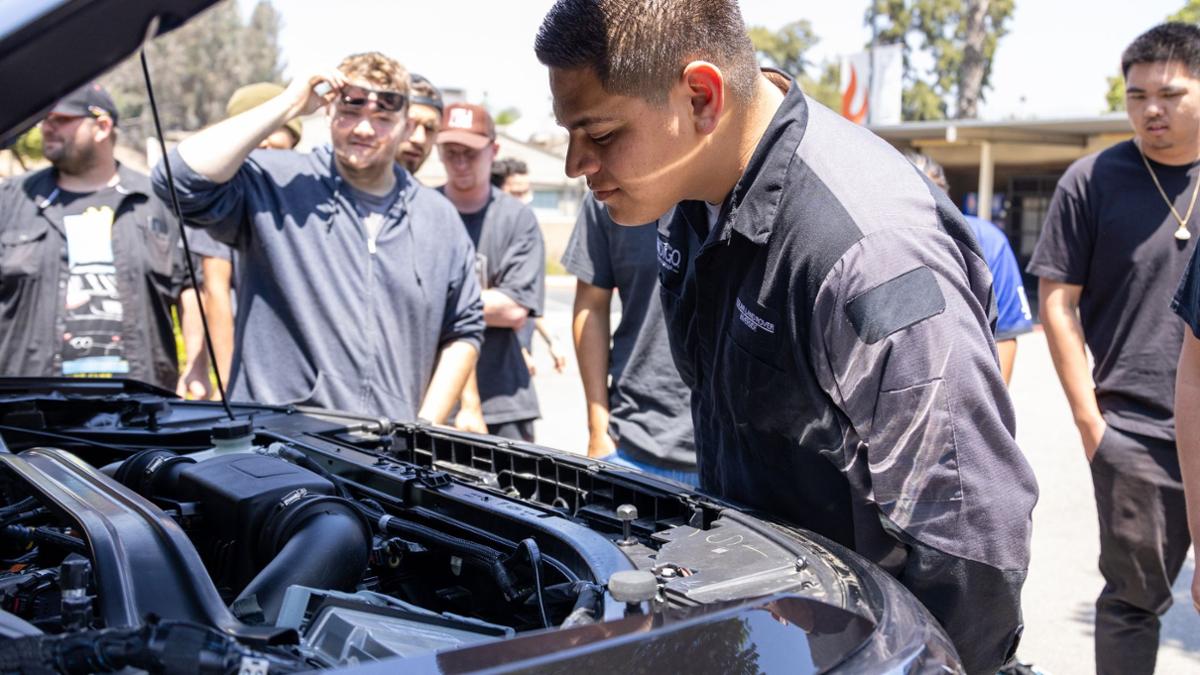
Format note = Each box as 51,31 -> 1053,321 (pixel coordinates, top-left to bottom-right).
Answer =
0,164 -> 187,389
657,74 -> 1038,577
155,146 -> 484,420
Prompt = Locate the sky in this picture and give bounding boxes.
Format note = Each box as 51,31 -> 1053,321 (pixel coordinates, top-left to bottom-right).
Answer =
241,0 -> 1187,131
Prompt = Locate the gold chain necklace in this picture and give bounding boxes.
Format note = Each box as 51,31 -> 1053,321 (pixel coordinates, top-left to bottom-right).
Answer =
1137,145 -> 1197,242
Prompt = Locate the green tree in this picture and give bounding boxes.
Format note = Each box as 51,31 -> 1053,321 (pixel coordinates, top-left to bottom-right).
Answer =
748,21 -> 841,111
495,107 -> 521,126
100,0 -> 284,147
1171,0 -> 1200,22
10,127 -> 43,168
1106,75 -> 1126,113
748,20 -> 820,80
866,0 -> 1015,121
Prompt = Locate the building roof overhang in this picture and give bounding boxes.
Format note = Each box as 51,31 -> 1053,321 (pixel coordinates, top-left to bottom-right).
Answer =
870,113 -> 1132,147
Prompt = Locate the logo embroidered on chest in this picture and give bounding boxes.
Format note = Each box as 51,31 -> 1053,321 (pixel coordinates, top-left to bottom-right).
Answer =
657,239 -> 682,273
735,297 -> 775,334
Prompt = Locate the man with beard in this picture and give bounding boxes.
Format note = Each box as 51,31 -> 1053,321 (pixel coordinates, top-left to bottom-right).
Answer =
0,83 -> 192,391
153,52 -> 484,422
395,74 -> 443,175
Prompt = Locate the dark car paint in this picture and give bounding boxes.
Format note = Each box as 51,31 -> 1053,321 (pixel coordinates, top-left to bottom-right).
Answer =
0,0 -> 220,146
0,379 -> 961,672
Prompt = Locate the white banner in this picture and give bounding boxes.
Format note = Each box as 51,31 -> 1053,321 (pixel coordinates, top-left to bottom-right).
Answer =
838,44 -> 903,126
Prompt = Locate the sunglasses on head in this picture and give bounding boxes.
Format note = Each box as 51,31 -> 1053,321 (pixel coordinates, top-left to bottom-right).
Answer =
338,85 -> 407,113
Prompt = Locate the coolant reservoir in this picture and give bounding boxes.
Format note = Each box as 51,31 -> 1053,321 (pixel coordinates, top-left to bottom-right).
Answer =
188,420 -> 255,461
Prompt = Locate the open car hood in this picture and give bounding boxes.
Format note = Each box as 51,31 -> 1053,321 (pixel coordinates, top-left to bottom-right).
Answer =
0,0 -> 219,145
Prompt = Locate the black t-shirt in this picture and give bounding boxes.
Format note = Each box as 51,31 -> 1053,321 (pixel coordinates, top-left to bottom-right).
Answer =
561,194 -> 695,468
1028,140 -> 1199,440
441,187 -> 545,424
57,186 -> 129,378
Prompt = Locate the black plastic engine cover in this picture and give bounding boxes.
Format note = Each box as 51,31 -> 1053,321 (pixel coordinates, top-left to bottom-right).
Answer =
175,454 -> 335,593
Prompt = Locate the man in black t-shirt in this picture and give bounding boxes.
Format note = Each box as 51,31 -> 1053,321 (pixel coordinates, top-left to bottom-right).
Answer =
437,103 -> 545,441
1028,23 -> 1200,674
0,83 -> 190,390
562,194 -> 697,485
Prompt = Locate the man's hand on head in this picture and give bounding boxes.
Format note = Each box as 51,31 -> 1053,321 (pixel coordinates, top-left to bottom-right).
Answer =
283,70 -> 347,120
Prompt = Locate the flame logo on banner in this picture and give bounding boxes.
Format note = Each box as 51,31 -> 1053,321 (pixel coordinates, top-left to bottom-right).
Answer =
841,64 -> 868,125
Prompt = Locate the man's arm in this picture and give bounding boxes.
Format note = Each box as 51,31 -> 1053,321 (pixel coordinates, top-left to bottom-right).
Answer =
573,280 -> 615,458
174,72 -> 342,183
1039,279 -> 1105,460
176,288 -> 211,399
418,340 -> 478,425
810,232 -> 1035,674
482,289 -> 531,329
201,256 -> 235,393
996,338 -> 1018,385
454,370 -> 488,433
534,317 -> 567,373
1176,332 -> 1200,612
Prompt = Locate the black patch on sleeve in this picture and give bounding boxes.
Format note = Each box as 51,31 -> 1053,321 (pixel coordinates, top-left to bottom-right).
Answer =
846,266 -> 946,344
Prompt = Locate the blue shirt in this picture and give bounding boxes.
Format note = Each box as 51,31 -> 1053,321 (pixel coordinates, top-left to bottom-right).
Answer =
966,215 -> 1032,340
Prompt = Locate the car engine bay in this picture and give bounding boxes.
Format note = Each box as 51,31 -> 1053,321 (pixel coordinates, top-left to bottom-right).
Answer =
0,381 -> 935,674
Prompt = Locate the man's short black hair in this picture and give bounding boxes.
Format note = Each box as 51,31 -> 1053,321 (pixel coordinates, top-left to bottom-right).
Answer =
491,157 -> 528,188
1122,22 -> 1200,78
904,151 -> 949,193
534,0 -> 760,104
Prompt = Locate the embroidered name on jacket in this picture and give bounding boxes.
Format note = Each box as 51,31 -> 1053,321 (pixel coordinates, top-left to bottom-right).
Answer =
736,297 -> 776,334
657,239 -> 682,273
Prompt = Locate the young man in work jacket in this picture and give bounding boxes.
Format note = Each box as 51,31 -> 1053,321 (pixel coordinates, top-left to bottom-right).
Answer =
535,2 -> 1038,672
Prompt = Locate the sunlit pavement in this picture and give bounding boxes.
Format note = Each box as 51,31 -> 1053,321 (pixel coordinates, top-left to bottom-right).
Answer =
529,276 -> 1200,674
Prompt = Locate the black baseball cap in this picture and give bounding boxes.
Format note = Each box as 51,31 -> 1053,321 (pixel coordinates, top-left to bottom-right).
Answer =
50,82 -> 118,126
409,73 -> 444,114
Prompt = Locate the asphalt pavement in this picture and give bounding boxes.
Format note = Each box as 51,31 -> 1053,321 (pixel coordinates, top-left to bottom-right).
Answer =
526,276 -> 1200,675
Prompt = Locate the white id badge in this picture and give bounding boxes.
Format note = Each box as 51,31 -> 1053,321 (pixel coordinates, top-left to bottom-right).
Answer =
63,206 -> 116,268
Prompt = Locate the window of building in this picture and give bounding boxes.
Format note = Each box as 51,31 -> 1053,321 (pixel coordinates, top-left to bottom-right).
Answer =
531,189 -> 560,212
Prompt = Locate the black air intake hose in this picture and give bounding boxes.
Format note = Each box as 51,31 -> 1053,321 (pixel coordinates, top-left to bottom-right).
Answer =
113,449 -> 195,496
234,495 -> 371,625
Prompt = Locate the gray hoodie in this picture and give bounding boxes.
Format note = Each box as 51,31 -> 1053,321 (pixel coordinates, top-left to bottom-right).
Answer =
153,145 -> 483,419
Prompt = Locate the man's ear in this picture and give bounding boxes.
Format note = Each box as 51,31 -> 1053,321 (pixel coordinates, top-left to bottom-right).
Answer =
94,116 -> 116,144
681,61 -> 725,135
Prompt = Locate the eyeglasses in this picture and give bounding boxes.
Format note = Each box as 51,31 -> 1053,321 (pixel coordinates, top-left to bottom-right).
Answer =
337,85 -> 407,113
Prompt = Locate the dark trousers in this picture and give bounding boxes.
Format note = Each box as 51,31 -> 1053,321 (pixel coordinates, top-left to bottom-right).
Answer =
487,419 -> 536,443
1089,425 -> 1190,675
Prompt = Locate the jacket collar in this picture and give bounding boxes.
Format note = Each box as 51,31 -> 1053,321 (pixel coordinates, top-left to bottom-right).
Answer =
27,161 -> 149,204
716,69 -> 808,247
316,144 -> 413,222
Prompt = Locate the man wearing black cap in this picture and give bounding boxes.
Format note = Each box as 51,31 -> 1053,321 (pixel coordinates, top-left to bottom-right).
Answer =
0,82 -> 191,390
437,102 -> 545,441
396,74 -> 443,174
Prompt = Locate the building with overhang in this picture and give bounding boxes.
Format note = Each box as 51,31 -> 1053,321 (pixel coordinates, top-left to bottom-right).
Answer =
871,114 -> 1134,274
